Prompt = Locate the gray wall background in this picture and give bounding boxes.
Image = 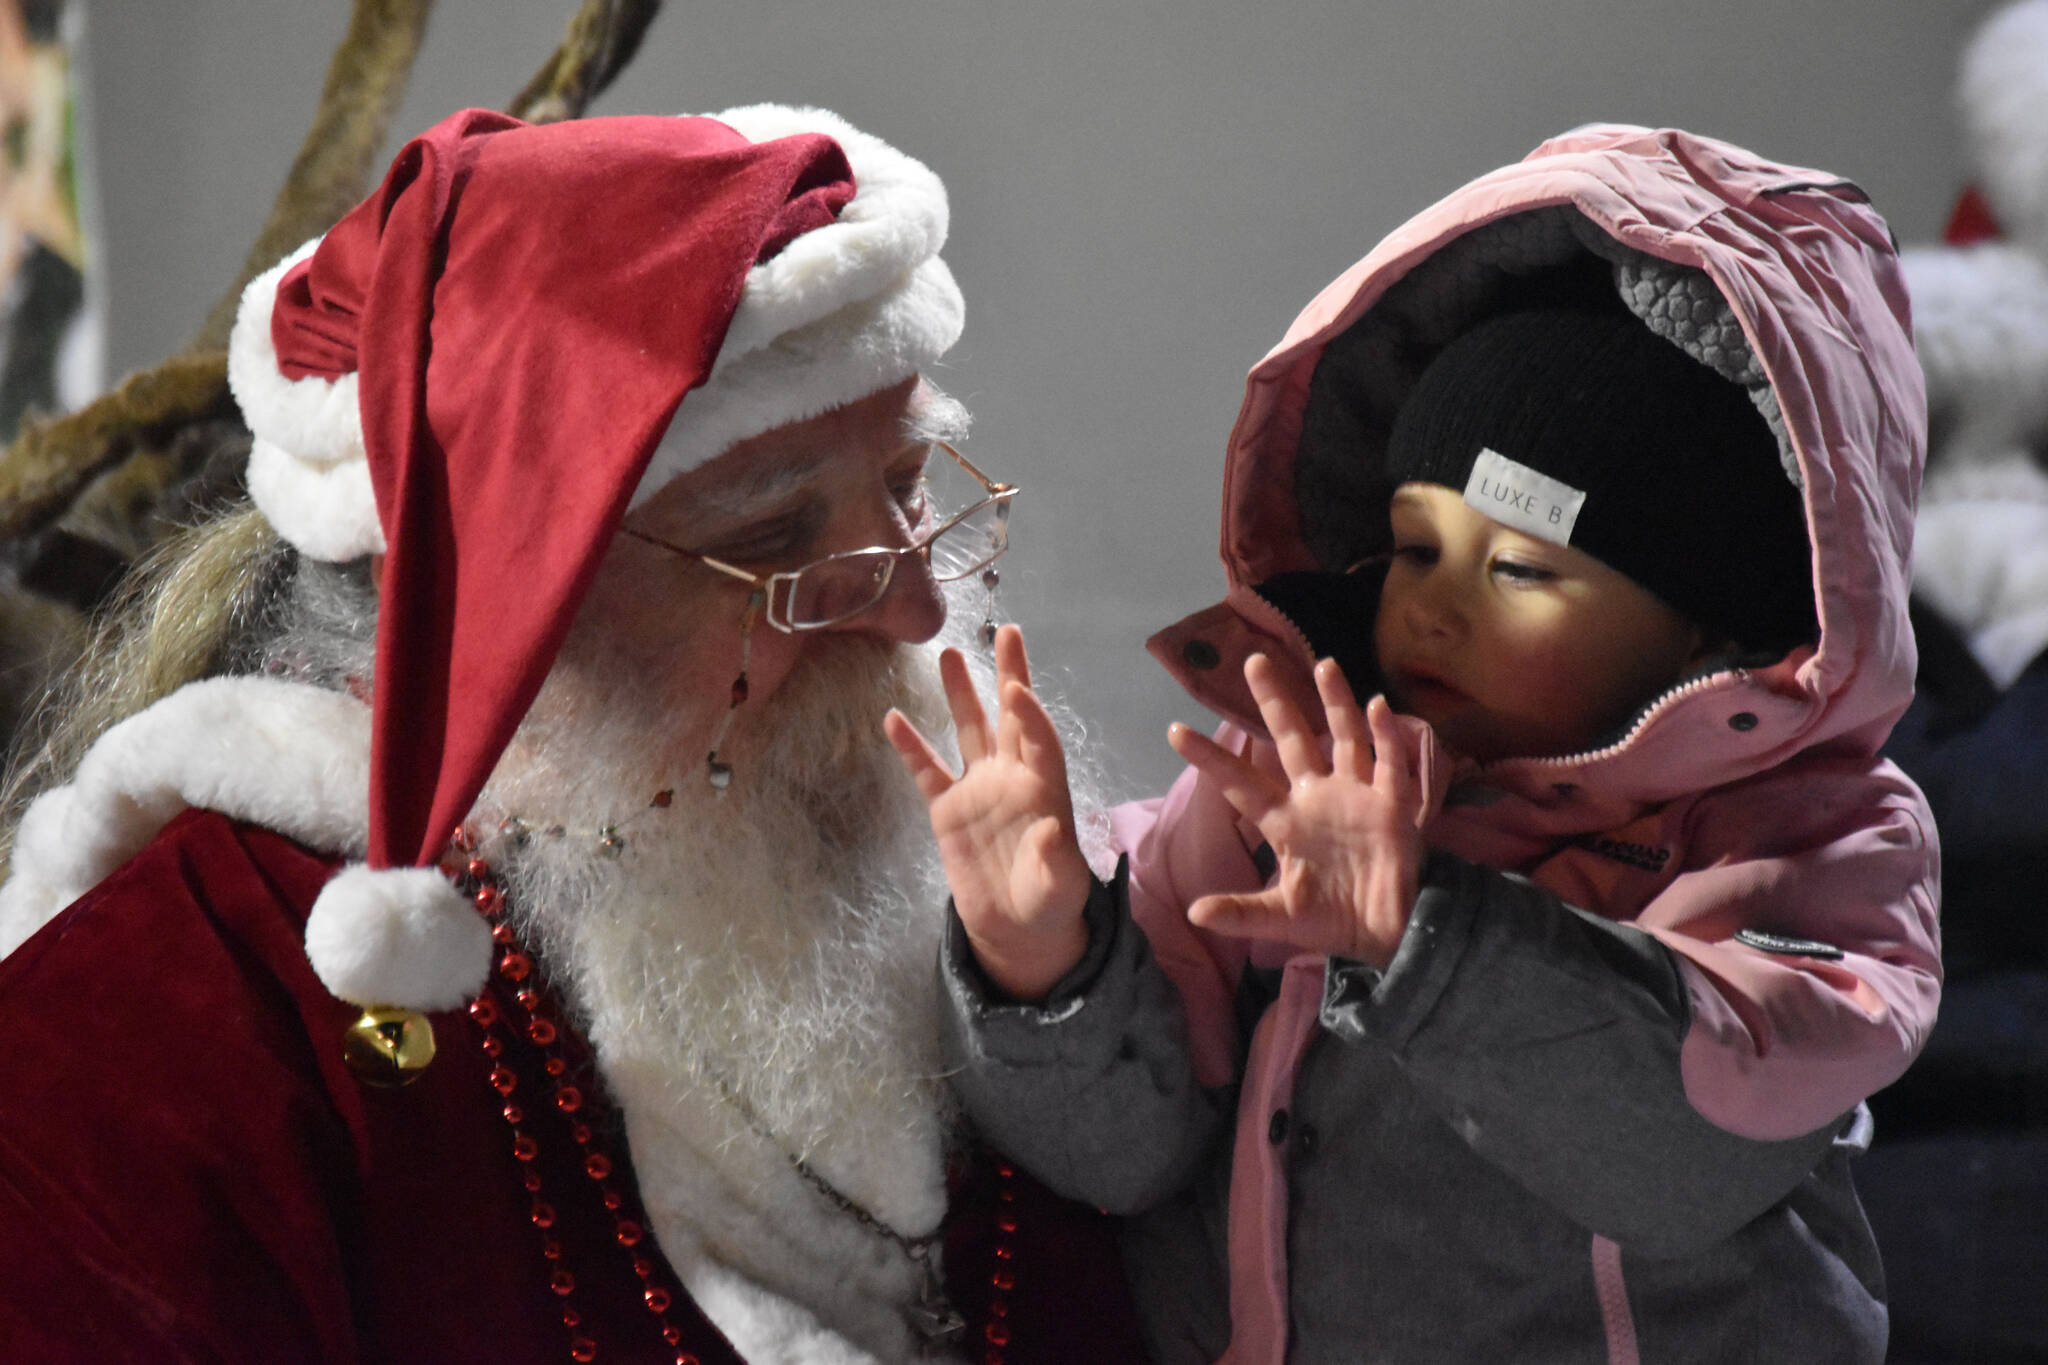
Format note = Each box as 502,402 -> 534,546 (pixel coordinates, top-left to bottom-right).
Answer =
81,0 -> 2001,797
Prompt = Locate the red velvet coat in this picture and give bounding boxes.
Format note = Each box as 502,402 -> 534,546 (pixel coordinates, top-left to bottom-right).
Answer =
0,809 -> 1143,1364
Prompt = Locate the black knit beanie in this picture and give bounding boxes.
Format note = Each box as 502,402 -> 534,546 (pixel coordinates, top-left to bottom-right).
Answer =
1382,306 -> 1817,653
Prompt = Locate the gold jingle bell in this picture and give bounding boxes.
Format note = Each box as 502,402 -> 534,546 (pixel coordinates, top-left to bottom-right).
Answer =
344,1005 -> 437,1086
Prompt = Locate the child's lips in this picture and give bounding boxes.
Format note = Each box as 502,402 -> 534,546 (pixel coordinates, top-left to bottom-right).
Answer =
1391,665 -> 1468,707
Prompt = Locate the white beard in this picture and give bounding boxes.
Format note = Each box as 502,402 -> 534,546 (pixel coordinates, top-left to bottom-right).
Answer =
480,633 -> 965,1363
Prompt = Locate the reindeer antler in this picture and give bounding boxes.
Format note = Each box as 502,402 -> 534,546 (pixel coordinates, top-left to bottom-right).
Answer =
0,0 -> 433,550
0,0 -> 664,559
511,0 -> 663,126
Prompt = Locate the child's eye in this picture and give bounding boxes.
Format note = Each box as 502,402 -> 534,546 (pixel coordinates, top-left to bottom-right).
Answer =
1491,558 -> 1554,583
1391,542 -> 1438,567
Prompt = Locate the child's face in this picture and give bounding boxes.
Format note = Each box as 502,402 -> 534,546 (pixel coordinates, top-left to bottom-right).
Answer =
1373,483 -> 1704,763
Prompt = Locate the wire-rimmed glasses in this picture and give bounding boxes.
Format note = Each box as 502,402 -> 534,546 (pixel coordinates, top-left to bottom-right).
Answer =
618,441 -> 1016,633
621,442 -> 1015,788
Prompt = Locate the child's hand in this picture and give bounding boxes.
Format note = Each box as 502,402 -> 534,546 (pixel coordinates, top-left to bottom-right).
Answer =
885,624 -> 1094,1001
1169,655 -> 1429,969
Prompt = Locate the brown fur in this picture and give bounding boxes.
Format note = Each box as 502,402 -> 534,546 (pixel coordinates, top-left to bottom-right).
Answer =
0,0 -> 665,768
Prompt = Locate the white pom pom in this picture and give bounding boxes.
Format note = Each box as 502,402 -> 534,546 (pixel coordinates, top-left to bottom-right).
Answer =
305,864 -> 492,1010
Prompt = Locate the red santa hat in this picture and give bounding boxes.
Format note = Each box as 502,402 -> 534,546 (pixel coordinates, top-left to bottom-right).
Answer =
223,104 -> 963,1010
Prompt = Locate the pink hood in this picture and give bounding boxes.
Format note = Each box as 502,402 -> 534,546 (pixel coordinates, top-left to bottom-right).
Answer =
1119,128 -> 1934,1365
1150,124 -> 1925,822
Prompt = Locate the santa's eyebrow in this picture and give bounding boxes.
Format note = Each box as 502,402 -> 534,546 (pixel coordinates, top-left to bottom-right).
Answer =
688,395 -> 963,524
903,386 -> 970,446
690,455 -> 831,521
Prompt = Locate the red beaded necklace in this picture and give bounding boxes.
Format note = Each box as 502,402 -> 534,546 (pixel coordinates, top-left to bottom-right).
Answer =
980,1160 -> 1022,1365
453,829 -> 708,1364
446,827 -> 1022,1363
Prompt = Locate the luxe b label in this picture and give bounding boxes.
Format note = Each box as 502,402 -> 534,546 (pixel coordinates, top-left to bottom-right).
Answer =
1463,448 -> 1585,546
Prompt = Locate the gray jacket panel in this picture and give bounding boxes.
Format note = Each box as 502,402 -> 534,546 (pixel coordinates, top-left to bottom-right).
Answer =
939,855 -> 1888,1364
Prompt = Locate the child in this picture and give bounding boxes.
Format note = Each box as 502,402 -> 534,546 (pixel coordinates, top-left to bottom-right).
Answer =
885,125 -> 1939,1365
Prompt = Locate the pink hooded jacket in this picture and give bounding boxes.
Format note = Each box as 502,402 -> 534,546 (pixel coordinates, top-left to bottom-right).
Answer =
1107,126 -> 1938,1362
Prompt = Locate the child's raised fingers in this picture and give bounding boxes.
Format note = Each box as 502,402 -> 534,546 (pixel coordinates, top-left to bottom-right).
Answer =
883,708 -> 957,802
993,623 -> 1034,695
1315,659 -> 1373,782
1365,696 -> 1416,805
1006,678 -> 1073,786
1245,654 -> 1328,781
939,646 -> 994,764
1169,721 -> 1289,825
1186,888 -> 1286,943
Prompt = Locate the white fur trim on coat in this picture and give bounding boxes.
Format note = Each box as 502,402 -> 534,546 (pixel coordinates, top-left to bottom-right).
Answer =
0,676 -> 491,1010
1962,0 -> 2048,256
227,105 -> 963,563
679,1258 -> 892,1365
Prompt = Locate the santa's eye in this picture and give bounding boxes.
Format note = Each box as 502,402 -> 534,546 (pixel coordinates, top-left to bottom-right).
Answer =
892,474 -> 931,525
704,509 -> 821,567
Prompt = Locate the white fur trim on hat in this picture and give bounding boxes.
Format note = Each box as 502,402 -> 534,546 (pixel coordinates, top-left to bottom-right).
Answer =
636,257 -> 963,495
705,105 -> 950,373
227,106 -> 964,561
305,863 -> 491,1011
631,105 -> 964,499
246,436 -> 385,560
1961,0 -> 2048,255
229,239 -> 383,562
0,676 -> 490,1010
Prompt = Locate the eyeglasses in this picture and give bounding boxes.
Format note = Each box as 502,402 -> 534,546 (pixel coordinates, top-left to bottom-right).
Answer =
618,442 -> 1018,633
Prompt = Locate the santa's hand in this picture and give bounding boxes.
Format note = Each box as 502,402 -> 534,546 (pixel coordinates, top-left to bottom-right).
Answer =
1169,655 -> 1426,968
885,624 -> 1092,1000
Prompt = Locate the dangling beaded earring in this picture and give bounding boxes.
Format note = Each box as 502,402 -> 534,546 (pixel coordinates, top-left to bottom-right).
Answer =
705,588 -> 765,791
978,565 -> 1001,648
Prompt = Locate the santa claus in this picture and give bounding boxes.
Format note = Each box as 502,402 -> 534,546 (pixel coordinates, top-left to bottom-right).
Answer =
0,105 -> 1137,1364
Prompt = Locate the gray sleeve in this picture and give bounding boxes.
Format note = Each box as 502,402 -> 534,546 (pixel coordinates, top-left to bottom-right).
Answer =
1320,850 -> 1844,1259
937,859 -> 1233,1214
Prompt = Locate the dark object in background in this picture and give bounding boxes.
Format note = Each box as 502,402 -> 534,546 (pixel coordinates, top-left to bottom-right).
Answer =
1863,596 -> 2048,1365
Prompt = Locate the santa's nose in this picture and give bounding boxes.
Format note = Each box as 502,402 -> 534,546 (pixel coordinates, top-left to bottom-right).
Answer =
840,551 -> 946,643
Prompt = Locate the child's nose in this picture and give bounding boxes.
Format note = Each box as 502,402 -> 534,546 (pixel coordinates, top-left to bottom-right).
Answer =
1402,574 -> 1467,639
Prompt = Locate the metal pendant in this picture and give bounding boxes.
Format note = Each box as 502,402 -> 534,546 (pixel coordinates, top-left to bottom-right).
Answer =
906,1248 -> 968,1348
343,1005 -> 437,1086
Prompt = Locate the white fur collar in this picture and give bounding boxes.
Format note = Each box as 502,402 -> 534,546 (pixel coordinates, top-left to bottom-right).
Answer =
0,677 -> 946,1359
0,675 -> 489,1009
